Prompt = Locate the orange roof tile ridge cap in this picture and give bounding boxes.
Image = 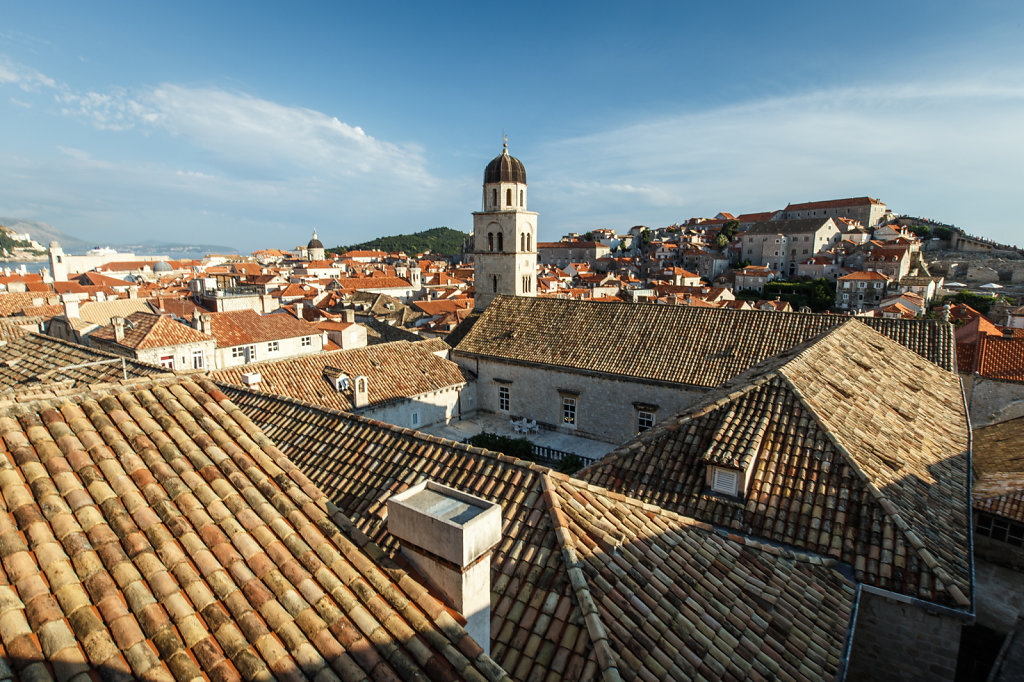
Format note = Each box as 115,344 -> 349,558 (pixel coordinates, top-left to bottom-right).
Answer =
538,474 -> 623,682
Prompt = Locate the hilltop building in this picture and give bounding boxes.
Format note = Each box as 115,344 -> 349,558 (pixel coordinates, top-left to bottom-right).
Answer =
472,141 -> 538,311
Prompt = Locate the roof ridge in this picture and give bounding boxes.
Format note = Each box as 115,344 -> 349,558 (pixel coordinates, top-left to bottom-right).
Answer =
774,370 -> 971,608
538,473 -> 623,682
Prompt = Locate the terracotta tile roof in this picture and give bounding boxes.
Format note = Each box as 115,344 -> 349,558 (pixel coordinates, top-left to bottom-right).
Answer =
580,320 -> 971,609
785,197 -> 883,210
973,334 -> 1024,383
211,340 -> 469,411
15,303 -> 64,319
0,376 -> 508,680
77,298 -> 154,325
334,276 -> 413,292
0,291 -> 60,316
75,271 -> 133,288
223,388 -> 858,681
90,311 -> 214,350
972,417 -> 1024,523
838,270 -> 889,281
206,309 -> 322,347
413,299 -> 473,316
453,297 -> 956,385
0,333 -> 166,391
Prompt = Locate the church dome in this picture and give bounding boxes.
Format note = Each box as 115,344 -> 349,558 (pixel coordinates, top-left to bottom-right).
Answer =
484,145 -> 526,185
153,261 -> 173,273
307,230 -> 324,250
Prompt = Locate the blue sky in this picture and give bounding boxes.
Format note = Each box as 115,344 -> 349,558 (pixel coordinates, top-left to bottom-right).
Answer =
1,1 -> 1022,252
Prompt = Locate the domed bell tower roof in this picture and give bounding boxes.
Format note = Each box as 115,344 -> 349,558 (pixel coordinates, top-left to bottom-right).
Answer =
307,229 -> 324,250
483,140 -> 526,185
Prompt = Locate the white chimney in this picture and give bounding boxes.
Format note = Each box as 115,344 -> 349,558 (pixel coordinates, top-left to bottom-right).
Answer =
387,481 -> 501,656
295,301 -> 304,320
112,317 -> 125,342
241,371 -> 262,389
62,298 -> 80,319
352,375 -> 369,408
342,309 -> 355,324
199,314 -> 213,335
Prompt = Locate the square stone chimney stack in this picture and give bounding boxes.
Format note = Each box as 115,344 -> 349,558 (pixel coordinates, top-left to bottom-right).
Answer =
387,481 -> 501,656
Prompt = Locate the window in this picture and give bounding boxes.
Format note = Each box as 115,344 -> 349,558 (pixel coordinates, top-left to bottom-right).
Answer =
411,412 -> 420,427
519,189 -> 523,206
246,345 -> 256,362
231,346 -> 246,360
843,293 -> 849,300
159,355 -> 174,369
497,232 -> 503,251
874,282 -> 882,289
562,397 -> 576,426
492,275 -> 498,293
710,467 -> 739,496
268,341 -> 280,353
526,234 -> 531,251
858,281 -> 866,288
506,188 -> 512,206
637,410 -> 655,432
191,350 -> 204,369
977,512 -> 1024,547
492,188 -> 497,207
488,233 -> 494,251
521,233 -> 526,251
301,336 -> 312,347
498,386 -> 509,412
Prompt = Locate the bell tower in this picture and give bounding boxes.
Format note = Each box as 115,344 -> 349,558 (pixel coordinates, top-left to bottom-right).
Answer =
472,138 -> 537,311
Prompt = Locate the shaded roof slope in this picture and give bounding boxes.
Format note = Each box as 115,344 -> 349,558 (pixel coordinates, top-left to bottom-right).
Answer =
225,387 -> 858,681
973,416 -> 1024,523
0,376 -> 508,681
0,333 -> 166,392
580,320 -> 972,609
453,297 -> 954,385
211,340 -> 470,412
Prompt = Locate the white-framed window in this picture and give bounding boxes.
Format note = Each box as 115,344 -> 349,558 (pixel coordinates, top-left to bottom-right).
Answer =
301,336 -> 312,347
411,412 -> 420,427
843,293 -> 849,300
498,386 -> 510,412
231,346 -> 246,360
711,467 -> 739,496
159,355 -> 174,369
637,410 -> 655,433
562,397 -> 576,426
191,350 -> 204,369
874,282 -> 882,289
268,340 -> 280,353
246,345 -> 256,362
858,282 -> 866,288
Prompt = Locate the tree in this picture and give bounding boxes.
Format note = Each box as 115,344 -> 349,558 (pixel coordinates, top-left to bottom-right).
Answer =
715,233 -> 730,250
933,226 -> 953,241
720,219 -> 740,240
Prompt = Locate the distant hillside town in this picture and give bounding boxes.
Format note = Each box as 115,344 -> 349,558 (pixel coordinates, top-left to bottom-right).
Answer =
1,144 -> 1023,681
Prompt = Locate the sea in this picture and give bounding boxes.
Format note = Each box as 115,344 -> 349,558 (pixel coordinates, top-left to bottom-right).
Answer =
0,261 -> 48,275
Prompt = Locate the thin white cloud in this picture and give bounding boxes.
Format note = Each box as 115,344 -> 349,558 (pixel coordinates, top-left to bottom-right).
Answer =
535,73 -> 1024,243
0,56 -> 55,90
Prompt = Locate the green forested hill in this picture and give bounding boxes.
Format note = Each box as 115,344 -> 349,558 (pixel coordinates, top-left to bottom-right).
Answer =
329,227 -> 469,257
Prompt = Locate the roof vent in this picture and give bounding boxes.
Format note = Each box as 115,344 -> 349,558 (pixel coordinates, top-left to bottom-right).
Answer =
387,481 -> 501,657
241,371 -> 262,387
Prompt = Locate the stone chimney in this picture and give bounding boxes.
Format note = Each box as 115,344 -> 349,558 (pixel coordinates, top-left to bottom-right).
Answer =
112,317 -> 125,342
342,309 -> 355,324
295,301 -> 304,320
387,481 -> 501,656
199,314 -> 213,335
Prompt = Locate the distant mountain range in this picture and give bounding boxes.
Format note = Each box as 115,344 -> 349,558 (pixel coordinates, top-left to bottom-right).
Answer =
0,217 -> 238,258
329,226 -> 469,257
